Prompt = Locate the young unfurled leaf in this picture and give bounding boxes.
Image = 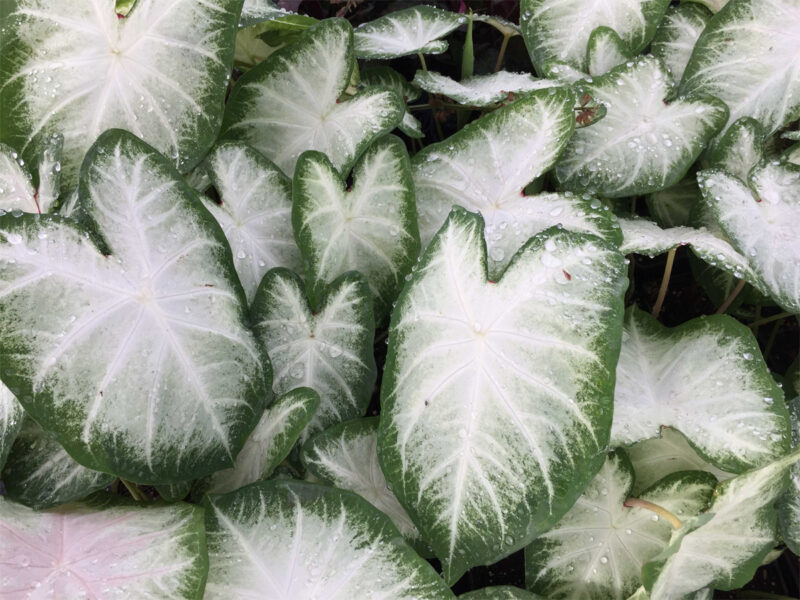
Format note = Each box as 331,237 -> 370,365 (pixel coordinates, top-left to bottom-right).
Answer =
611,307 -> 790,473
526,450 -> 716,600
0,382 -> 23,471
586,26 -> 631,77
645,177 -> 699,228
555,57 -> 728,198
0,494 -> 207,598
252,269 -> 376,441
778,397 -> 800,555
680,0 -> 800,139
293,137 -> 419,321
709,117 -> 765,182
203,480 -> 455,599
201,387 -> 318,496
413,71 -> 556,107
302,417 -> 421,545
651,3 -> 712,83
221,18 -> 403,177
378,208 -> 627,583
0,130 -> 269,484
461,587 -> 545,599
353,5 -> 466,59
0,0 -> 241,188
202,142 -> 302,304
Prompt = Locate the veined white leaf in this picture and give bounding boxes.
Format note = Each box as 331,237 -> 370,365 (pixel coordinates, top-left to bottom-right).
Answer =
378,208 -> 627,582
627,428 -> 735,495
221,18 -> 404,177
709,117 -> 765,182
412,71 -> 557,107
240,0 -> 290,28
555,57 -> 728,198
625,585 -> 714,600
611,306 -> 790,473
202,141 -> 302,304
679,0 -> 800,140
252,269 -> 376,441
526,450 -> 716,600
472,14 -> 521,37
353,5 -> 466,59
461,586 -> 544,599
0,143 -> 37,214
643,450 -> 800,599
0,130 -> 269,484
778,397 -> 800,555
0,382 -> 24,471
0,0 -> 241,188
2,418 -> 114,510
302,417 -> 421,544
783,131 -> 800,142
699,163 -> 800,313
293,137 -> 420,321
651,3 -> 711,83
202,387 -> 319,496
645,177 -> 698,228
34,134 -> 63,213
542,61 -> 590,85
520,0 -> 669,72
586,26 -> 631,77
203,480 -> 455,599
0,494 -> 207,598
400,112 -> 425,139
361,66 -> 421,103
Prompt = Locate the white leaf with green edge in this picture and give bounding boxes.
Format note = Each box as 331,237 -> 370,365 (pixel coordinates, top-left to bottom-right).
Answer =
203,480 -> 455,599
783,131 -> 800,142
0,0 -> 241,189
202,142 -> 302,304
461,587 -> 544,599
709,117 -> 765,182
293,137 -> 419,321
0,143 -> 37,214
586,26 -> 632,77
378,208 -> 627,583
221,18 -> 403,178
778,397 -> 800,555
645,177 -> 698,228
353,5 -> 466,60
0,381 -> 24,471
542,61 -> 590,85
627,428 -> 735,495
34,133 -> 63,213
643,450 -> 800,599
472,14 -> 521,37
361,66 -> 421,103
400,112 -> 425,139
611,306 -> 790,473
240,0 -> 290,27
1,419 -> 115,510
0,494 -> 206,598
301,417 -> 421,544
651,3 -> 711,83
252,269 -> 376,442
0,130 -> 269,484
520,0 -> 669,72
679,0 -> 800,140
555,57 -> 729,198
202,387 -> 319,496
698,163 -> 800,314
526,450 -> 716,600
413,71 -> 557,107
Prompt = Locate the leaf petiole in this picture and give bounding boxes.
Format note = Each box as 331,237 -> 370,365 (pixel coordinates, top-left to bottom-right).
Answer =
624,497 -> 683,529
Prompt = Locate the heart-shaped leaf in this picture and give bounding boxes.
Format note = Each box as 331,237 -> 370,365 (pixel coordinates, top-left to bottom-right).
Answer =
293,136 -> 419,321
0,130 -> 269,484
202,141 -> 302,304
413,71 -> 556,107
555,57 -> 728,198
611,307 -> 790,473
378,207 -> 627,582
201,387 -> 319,496
461,587 -> 545,599
203,480 -> 455,599
0,494 -> 207,598
525,450 -> 716,600
252,269 -> 376,441
586,27 -> 631,77
0,0 -> 241,188
221,18 -> 403,177
709,117 -> 765,182
651,3 -> 711,83
778,397 -> 800,555
0,382 -> 23,471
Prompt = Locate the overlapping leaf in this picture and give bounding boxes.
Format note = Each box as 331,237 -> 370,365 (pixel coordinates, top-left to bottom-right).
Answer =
709,117 -> 765,182
413,71 -> 556,107
645,178 -> 698,228
586,26 -> 631,77
778,397 -> 800,555
360,66 -> 423,138
461,587 -> 544,599
0,382 -> 23,471
651,3 -> 711,82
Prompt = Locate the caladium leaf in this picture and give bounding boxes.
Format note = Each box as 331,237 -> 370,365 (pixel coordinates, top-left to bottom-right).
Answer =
526,450 -> 716,600
0,130 -> 269,484
360,67 -> 423,139
353,5 -> 466,59
378,208 -> 627,582
651,3 -> 711,83
698,162 -> 800,314
709,117 -> 765,182
203,480 -> 455,599
778,397 -> 800,555
642,450 -> 800,599
0,143 -> 38,214
221,18 -> 404,178
240,0 -> 291,28
293,136 -> 419,321
627,428 -> 735,495
555,57 -> 728,198
0,494 -> 207,598
586,27 -> 631,77
0,382 -> 23,471
611,306 -> 790,473
202,141 -> 302,304
679,0 -> 800,139
413,71 -> 556,107
301,417 -> 421,544
252,269 -> 376,441
645,177 -> 698,228
2,418 -> 115,510
472,14 -> 521,37
461,587 -> 544,599
0,0 -> 241,189
520,0 -> 669,72
201,387 -> 319,496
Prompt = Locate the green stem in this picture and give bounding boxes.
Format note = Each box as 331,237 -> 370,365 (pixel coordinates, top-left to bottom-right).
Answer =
652,247 -> 677,319
122,479 -> 146,502
749,311 -> 791,329
715,278 -> 746,314
408,103 -> 432,111
624,498 -> 683,529
493,34 -> 511,73
764,320 -> 781,360
417,52 -> 427,72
